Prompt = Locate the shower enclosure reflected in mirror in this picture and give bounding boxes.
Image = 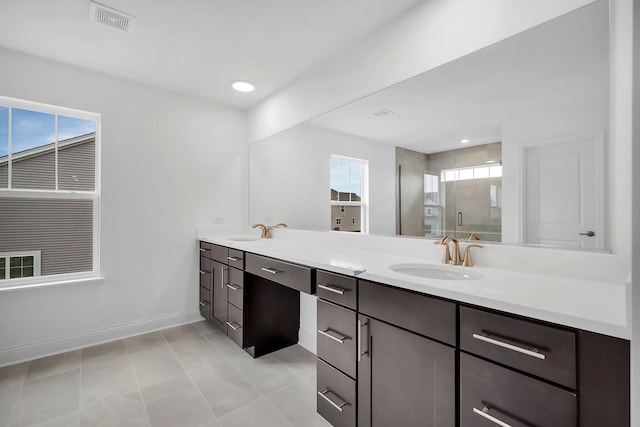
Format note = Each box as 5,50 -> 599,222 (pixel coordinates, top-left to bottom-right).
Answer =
397,142 -> 502,241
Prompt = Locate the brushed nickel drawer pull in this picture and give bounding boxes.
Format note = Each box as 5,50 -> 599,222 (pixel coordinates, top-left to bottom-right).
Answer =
318,389 -> 348,412
199,270 -> 208,275
317,328 -> 348,343
226,284 -> 240,291
227,256 -> 241,262
226,321 -> 241,331
199,248 -> 206,252
472,333 -> 546,360
317,283 -> 347,295
199,301 -> 206,307
357,319 -> 369,362
261,267 -> 281,274
472,407 -> 512,427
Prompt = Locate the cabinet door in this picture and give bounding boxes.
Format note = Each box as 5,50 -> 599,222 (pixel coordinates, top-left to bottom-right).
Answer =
358,316 -> 455,427
211,260 -> 228,328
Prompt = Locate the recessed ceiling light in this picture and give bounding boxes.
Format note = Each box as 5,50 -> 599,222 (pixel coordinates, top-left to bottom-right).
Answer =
460,139 -> 470,144
232,81 -> 255,93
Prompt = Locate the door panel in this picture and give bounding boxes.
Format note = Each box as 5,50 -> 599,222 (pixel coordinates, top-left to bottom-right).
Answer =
358,316 -> 455,427
524,133 -> 605,249
211,260 -> 228,328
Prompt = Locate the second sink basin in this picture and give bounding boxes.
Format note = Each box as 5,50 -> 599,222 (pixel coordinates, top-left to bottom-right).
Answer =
389,263 -> 483,280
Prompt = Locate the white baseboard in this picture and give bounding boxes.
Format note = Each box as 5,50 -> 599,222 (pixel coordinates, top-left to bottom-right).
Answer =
0,309 -> 203,367
298,327 -> 317,355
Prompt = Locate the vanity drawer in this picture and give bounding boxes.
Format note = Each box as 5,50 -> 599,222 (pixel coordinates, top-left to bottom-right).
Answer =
199,256 -> 211,290
226,304 -> 243,347
317,270 -> 357,310
210,244 -> 229,264
460,353 -> 577,427
317,358 -> 356,427
227,249 -> 245,270
227,267 -> 244,309
359,280 -> 456,345
199,300 -> 210,320
460,306 -> 576,389
199,285 -> 211,303
317,299 -> 357,378
199,241 -> 211,258
245,253 -> 314,294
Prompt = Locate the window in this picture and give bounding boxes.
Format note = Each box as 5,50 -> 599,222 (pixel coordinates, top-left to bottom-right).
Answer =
0,96 -> 100,286
330,155 -> 367,232
0,251 -> 41,280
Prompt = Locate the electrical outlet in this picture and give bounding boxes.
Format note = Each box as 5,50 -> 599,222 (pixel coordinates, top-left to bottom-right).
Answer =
213,217 -> 224,224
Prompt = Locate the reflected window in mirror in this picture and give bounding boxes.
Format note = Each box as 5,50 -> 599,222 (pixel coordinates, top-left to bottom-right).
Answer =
330,155 -> 368,232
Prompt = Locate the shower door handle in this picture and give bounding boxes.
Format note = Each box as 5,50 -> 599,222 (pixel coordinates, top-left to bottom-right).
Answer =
457,212 -> 463,227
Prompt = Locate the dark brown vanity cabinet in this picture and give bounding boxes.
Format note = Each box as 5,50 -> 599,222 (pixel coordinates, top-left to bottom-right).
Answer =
316,271 -> 358,427
198,242 -> 212,321
199,242 -> 246,342
459,305 -> 630,427
357,280 -> 457,427
199,241 -> 314,359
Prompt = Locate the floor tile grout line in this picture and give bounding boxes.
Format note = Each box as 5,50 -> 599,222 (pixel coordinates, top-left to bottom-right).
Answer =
165,328 -> 221,425
124,338 -> 154,427
5,371 -> 26,427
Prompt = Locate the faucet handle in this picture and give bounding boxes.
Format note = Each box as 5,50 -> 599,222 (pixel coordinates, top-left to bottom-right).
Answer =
466,233 -> 481,241
463,244 -> 484,267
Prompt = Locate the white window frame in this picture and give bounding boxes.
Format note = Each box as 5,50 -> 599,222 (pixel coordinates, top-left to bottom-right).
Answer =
330,155 -> 369,233
0,95 -> 101,289
0,250 -> 41,279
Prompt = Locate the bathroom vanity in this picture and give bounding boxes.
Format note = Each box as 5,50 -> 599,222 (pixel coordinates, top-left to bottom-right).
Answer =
197,232 -> 630,427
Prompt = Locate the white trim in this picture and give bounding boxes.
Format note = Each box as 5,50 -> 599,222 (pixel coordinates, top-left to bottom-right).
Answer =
0,250 -> 41,280
0,95 -> 100,121
0,309 -> 202,367
0,273 -> 104,291
0,96 -> 101,281
7,107 -> 11,188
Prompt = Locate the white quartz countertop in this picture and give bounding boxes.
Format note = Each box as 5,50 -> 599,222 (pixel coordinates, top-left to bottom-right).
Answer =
198,231 -> 630,340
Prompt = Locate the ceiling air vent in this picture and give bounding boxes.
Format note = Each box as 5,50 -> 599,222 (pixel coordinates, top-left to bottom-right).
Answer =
372,109 -> 395,117
89,1 -> 136,33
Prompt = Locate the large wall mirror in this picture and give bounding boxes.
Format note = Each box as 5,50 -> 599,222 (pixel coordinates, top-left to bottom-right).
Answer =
249,0 -> 609,251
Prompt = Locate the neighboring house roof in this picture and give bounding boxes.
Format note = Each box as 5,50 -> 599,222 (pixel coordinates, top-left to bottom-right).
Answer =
0,133 -> 95,166
330,188 -> 362,202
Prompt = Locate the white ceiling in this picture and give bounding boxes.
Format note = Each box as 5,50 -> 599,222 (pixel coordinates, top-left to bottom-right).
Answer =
0,0 -> 422,109
309,0 -> 608,154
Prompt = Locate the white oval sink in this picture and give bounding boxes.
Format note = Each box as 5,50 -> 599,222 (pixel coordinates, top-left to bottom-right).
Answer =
226,236 -> 261,242
389,263 -> 483,280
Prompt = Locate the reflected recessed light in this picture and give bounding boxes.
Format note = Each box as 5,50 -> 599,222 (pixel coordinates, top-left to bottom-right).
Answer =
460,139 -> 470,144
232,81 -> 255,92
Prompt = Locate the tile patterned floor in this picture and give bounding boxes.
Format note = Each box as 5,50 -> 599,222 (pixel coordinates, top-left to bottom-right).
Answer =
0,322 -> 332,427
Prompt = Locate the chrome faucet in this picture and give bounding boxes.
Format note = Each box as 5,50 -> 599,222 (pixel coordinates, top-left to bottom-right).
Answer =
252,222 -> 288,239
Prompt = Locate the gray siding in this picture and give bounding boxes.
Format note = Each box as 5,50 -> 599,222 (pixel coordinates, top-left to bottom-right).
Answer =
12,150 -> 55,190
59,140 -> 95,191
0,198 -> 93,276
0,165 -> 6,188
